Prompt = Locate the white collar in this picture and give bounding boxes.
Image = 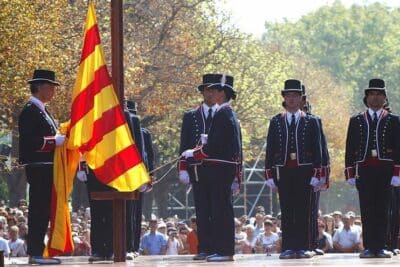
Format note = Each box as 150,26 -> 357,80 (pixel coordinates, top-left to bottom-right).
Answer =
286,110 -> 301,122
29,96 -> 45,112
368,108 -> 383,118
202,103 -> 217,115
216,101 -> 230,111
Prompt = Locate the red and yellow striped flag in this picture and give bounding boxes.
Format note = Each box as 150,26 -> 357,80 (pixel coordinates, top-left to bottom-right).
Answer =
68,3 -> 150,191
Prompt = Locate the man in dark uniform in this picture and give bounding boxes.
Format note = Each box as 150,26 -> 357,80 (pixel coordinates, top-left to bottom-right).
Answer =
124,100 -> 146,258
181,74 -> 242,262
345,78 -> 400,258
382,100 -> 400,256
301,85 -> 330,257
265,79 -> 322,259
18,69 -> 64,264
178,74 -> 218,260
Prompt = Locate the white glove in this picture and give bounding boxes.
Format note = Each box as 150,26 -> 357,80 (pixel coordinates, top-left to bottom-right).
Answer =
55,134 -> 66,146
318,177 -> 327,187
179,170 -> 190,185
76,170 -> 87,182
347,178 -> 356,186
266,179 -> 276,189
310,177 -> 319,187
231,181 -> 240,196
201,134 -> 208,145
181,149 -> 194,159
391,176 -> 400,187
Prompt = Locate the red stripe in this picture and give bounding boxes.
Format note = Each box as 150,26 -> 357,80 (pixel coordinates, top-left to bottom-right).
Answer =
70,65 -> 112,128
80,24 -> 101,63
79,105 -> 126,152
93,145 -> 143,184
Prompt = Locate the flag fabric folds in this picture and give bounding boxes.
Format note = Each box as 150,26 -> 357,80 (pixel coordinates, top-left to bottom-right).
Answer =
68,3 -> 150,191
45,3 -> 150,256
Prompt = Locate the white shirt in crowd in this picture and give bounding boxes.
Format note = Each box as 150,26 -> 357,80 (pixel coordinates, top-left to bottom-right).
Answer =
9,238 -> 26,257
165,238 -> 183,255
0,237 -> 10,256
332,226 -> 361,249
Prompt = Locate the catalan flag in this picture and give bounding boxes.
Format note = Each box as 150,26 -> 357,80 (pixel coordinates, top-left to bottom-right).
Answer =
44,3 -> 150,257
68,3 -> 150,191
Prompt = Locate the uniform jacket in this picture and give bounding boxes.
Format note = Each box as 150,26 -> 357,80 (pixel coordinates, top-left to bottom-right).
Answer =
195,104 -> 243,182
18,101 -> 57,164
265,111 -> 322,177
179,105 -> 207,154
345,109 -> 400,178
142,128 -> 154,172
125,110 -> 144,159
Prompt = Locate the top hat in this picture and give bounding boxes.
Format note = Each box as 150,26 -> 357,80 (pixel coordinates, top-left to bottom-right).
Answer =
364,78 -> 386,95
198,73 -> 236,100
281,79 -> 302,96
27,69 -> 60,86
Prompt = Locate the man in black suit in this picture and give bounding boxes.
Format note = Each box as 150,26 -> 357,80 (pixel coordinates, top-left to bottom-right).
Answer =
265,79 -> 322,259
181,74 -> 242,262
301,85 -> 330,257
178,74 -> 218,260
345,79 -> 400,258
18,69 -> 65,264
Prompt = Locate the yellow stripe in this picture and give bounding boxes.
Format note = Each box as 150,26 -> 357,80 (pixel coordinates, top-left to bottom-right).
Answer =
85,124 -> 134,168
67,85 -> 120,149
107,163 -> 151,192
72,45 -> 107,99
85,3 -> 97,32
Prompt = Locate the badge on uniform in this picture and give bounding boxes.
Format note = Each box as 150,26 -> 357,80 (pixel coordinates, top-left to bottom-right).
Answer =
289,153 -> 297,160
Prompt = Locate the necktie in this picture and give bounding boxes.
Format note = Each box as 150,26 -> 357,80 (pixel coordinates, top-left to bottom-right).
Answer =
205,108 -> 213,133
290,113 -> 296,128
373,112 -> 378,124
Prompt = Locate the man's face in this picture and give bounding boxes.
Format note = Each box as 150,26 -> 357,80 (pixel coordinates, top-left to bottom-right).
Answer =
283,91 -> 302,111
366,90 -> 386,110
202,87 -> 216,106
38,83 -> 56,103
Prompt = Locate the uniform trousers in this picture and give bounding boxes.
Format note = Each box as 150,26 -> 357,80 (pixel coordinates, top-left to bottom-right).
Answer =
86,170 -> 113,257
308,190 -> 320,250
386,187 -> 400,250
192,163 -> 235,256
128,193 -> 143,252
26,164 -> 53,256
277,165 -> 313,251
357,163 -> 392,251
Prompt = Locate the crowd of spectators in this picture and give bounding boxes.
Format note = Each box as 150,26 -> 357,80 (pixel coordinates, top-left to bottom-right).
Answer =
0,199 -> 367,257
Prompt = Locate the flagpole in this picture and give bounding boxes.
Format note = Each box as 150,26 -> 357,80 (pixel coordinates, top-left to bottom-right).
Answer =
111,0 -> 124,104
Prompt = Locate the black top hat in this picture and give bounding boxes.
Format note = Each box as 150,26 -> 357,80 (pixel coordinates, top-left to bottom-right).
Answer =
28,69 -> 60,86
364,78 -> 386,95
198,73 -> 236,100
301,85 -> 306,96
281,79 -> 302,96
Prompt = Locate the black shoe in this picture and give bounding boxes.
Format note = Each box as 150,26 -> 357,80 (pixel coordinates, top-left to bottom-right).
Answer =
193,253 -> 209,260
279,250 -> 296,259
206,254 -> 234,262
392,249 -> 400,256
28,256 -> 61,265
314,248 -> 324,255
375,249 -> 392,258
359,249 -> 375,258
88,254 -> 106,262
296,250 -> 312,259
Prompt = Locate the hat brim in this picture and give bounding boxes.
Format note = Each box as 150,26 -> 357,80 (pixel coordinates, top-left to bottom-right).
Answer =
28,78 -> 60,86
364,88 -> 386,96
197,83 -> 213,91
281,89 -> 302,96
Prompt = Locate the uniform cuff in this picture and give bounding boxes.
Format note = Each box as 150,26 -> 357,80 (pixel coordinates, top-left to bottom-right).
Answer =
38,136 -> 56,152
178,159 -> 188,171
265,169 -> 273,179
313,168 -> 320,178
393,165 -> 400,176
193,147 -> 208,161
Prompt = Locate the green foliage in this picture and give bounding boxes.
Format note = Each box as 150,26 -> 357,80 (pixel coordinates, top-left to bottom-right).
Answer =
263,1 -> 400,112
